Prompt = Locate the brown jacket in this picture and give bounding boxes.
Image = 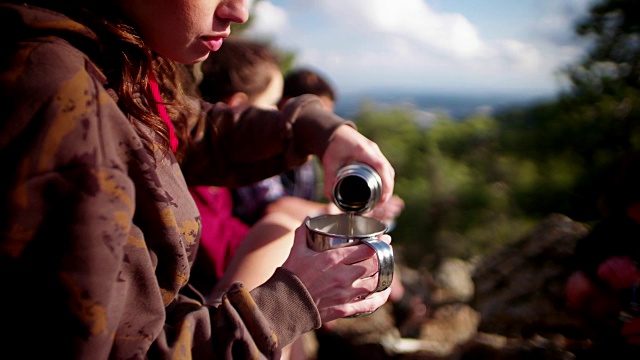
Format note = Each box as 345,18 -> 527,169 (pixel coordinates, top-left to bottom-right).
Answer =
0,3 -> 346,359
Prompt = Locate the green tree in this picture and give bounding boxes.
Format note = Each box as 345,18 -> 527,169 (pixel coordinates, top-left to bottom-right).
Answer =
567,0 -> 640,95
493,0 -> 640,223
353,106 -> 537,265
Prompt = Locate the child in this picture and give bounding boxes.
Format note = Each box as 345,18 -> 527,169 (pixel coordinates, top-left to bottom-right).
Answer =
188,38 -> 298,297
232,67 -> 339,226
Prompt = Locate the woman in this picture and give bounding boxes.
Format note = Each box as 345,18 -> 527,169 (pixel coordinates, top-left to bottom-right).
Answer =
0,0 -> 395,358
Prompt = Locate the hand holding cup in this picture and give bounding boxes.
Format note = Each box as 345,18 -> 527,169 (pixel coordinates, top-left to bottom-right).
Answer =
281,219 -> 392,322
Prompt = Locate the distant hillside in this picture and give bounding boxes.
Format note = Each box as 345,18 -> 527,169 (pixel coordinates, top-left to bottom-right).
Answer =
334,90 -> 554,120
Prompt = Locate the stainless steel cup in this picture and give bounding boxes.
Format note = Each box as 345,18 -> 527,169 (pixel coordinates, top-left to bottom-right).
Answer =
305,214 -> 394,293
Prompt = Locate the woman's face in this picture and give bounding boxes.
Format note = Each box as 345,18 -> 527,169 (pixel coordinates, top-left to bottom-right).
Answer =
118,0 -> 248,64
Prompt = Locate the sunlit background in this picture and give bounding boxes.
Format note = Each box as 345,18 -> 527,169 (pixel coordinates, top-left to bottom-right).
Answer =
243,0 -> 593,96
227,0 -> 639,268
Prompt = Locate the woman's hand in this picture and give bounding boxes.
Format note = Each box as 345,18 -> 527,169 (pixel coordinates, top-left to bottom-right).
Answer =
321,125 -> 395,205
281,220 -> 392,322
363,194 -> 405,227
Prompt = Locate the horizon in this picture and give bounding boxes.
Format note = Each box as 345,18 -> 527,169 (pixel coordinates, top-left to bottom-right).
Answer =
332,87 -> 555,120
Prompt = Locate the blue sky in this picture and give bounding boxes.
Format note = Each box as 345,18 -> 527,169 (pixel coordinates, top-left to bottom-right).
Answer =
242,0 -> 596,97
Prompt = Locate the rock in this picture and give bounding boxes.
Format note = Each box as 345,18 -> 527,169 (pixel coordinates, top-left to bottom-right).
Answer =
457,333 -> 577,360
311,213 -> 622,360
470,214 -> 589,337
431,258 -> 475,304
420,304 -> 480,349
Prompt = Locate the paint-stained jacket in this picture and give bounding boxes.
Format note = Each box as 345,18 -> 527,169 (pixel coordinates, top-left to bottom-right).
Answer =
0,3 -> 345,359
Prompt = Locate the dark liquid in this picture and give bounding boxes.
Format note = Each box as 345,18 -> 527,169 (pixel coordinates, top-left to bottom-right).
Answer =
337,176 -> 371,212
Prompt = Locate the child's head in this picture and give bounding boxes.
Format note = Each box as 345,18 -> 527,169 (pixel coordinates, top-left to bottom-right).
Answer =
280,68 -> 337,112
197,38 -> 283,109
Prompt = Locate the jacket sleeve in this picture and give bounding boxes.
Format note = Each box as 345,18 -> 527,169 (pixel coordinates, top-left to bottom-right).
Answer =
149,268 -> 320,359
204,268 -> 322,359
181,94 -> 353,187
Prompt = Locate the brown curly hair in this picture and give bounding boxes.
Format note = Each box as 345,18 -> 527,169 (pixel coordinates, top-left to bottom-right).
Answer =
22,0 -> 195,161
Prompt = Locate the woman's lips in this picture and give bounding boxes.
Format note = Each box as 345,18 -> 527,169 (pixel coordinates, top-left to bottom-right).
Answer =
201,36 -> 224,52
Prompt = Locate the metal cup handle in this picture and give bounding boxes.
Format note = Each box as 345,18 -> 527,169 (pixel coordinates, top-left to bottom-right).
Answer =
361,238 -> 394,293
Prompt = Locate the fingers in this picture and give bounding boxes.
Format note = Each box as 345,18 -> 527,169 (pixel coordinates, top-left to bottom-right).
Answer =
320,125 -> 395,203
288,220 -> 311,253
320,287 -> 392,322
352,271 -> 382,296
335,243 -> 392,296
339,242 -> 378,265
383,195 -> 405,218
378,234 -> 392,245
362,144 -> 395,203
358,192 -> 404,224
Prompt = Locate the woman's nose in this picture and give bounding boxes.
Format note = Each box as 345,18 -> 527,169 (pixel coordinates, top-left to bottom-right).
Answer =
217,0 -> 249,25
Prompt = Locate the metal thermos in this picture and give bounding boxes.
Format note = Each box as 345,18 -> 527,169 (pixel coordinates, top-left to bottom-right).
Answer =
333,162 -> 382,214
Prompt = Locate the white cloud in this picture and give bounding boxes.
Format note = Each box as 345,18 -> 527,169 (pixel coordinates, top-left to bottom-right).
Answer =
244,1 -> 290,36
496,40 -> 543,72
246,0 -> 591,95
316,0 -> 489,60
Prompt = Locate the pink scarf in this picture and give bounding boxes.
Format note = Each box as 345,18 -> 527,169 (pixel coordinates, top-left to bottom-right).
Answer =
148,72 -> 179,153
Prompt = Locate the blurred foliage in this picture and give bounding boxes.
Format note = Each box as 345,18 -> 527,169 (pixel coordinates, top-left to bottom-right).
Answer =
352,107 -> 538,266
228,0 -> 640,267
348,0 -> 640,267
